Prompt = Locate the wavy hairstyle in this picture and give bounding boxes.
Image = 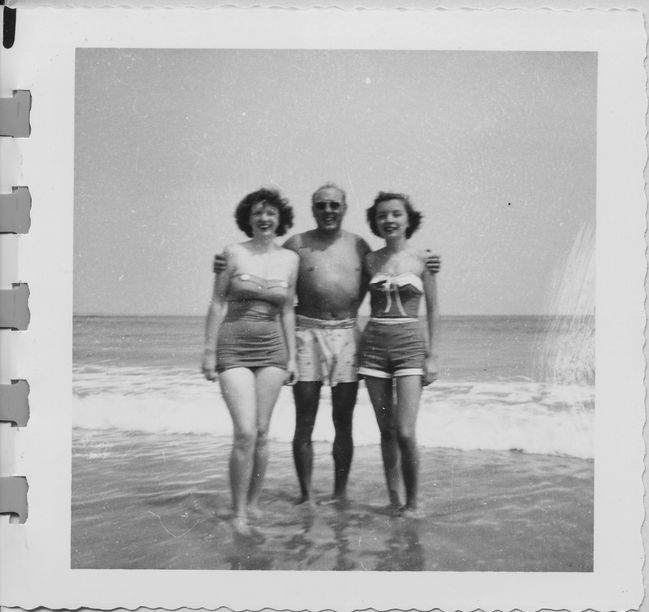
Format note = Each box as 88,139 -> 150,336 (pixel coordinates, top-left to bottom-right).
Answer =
235,188 -> 294,238
366,191 -> 422,239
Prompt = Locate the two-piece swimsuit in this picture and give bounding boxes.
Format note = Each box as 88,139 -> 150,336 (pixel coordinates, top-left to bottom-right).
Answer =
358,272 -> 426,379
216,272 -> 290,373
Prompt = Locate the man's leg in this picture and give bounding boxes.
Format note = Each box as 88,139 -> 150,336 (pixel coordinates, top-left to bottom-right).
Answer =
331,381 -> 358,500
292,381 -> 322,504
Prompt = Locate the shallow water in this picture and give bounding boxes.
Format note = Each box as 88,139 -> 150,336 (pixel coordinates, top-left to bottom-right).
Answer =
72,432 -> 593,571
71,314 -> 594,570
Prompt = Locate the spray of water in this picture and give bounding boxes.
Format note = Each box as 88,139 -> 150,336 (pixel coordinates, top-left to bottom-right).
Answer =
538,222 -> 595,386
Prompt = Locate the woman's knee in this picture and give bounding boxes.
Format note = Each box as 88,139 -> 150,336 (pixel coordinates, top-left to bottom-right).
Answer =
233,428 -> 257,450
256,427 -> 270,447
397,427 -> 417,447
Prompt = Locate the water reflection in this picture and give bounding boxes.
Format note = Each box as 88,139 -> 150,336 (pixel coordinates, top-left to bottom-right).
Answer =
374,518 -> 425,571
283,509 -> 317,569
225,529 -> 274,570
330,510 -> 356,571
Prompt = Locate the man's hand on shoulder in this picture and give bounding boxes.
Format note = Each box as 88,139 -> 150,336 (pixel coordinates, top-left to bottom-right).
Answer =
213,244 -> 236,274
213,252 -> 227,274
423,249 -> 442,275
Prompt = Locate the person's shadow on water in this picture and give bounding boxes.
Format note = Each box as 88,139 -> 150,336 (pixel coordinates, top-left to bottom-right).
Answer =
330,510 -> 357,571
282,509 -> 316,568
281,504 -> 357,570
374,518 -> 425,571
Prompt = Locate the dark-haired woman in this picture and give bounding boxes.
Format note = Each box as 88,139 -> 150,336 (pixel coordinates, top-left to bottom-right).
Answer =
202,188 -> 299,535
359,192 -> 439,517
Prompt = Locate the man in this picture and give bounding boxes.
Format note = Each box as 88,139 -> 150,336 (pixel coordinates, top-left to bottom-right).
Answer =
214,183 -> 440,505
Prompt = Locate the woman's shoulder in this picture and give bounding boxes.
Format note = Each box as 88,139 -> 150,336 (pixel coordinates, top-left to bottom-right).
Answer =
410,247 -> 434,267
271,244 -> 299,267
224,242 -> 248,253
281,243 -> 299,256
279,245 -> 300,265
410,247 -> 430,259
222,242 -> 245,259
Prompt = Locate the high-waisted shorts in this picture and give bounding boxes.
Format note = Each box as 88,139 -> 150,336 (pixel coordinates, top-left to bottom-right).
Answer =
216,315 -> 287,373
358,319 -> 425,379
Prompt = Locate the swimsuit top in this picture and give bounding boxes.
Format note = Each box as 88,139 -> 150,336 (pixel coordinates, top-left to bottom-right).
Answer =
226,272 -> 290,319
368,272 -> 423,319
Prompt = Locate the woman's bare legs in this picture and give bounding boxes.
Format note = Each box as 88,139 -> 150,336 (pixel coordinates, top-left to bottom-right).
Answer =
365,377 -> 401,512
247,366 -> 286,514
395,375 -> 422,515
219,367 -> 257,534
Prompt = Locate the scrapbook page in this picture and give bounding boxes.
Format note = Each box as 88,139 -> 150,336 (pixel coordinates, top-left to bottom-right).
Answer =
0,5 -> 645,611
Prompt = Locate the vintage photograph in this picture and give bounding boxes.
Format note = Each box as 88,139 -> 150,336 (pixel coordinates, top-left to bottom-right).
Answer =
70,48 -> 596,571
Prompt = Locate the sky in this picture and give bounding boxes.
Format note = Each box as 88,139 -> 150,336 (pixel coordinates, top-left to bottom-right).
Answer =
74,49 -> 596,316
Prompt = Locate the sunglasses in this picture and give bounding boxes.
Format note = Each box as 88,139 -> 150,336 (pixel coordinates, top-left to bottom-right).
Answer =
314,200 -> 342,211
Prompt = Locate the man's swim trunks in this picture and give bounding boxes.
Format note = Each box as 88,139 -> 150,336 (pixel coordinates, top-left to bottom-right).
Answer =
296,315 -> 359,386
358,272 -> 426,379
216,272 -> 288,372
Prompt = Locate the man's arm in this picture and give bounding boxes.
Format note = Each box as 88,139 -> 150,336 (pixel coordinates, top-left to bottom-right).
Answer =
282,233 -> 300,253
357,237 -> 372,302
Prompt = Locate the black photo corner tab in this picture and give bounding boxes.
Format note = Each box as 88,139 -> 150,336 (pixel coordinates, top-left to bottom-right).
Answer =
2,2 -> 16,50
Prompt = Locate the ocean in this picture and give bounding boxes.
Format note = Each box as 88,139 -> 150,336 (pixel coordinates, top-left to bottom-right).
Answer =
71,314 -> 594,571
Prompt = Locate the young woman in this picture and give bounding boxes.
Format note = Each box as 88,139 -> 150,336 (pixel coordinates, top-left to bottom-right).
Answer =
359,191 -> 439,517
202,188 -> 299,535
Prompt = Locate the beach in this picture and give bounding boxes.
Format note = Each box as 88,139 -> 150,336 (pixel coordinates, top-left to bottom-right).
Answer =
72,433 -> 592,571
71,314 -> 594,571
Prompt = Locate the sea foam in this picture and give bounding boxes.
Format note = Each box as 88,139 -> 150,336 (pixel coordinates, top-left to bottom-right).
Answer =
73,365 -> 594,459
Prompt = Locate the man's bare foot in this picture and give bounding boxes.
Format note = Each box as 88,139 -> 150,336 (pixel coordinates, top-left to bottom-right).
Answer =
319,495 -> 350,509
296,495 -> 316,508
375,503 -> 402,517
389,504 -> 403,517
399,505 -> 424,519
231,516 -> 252,536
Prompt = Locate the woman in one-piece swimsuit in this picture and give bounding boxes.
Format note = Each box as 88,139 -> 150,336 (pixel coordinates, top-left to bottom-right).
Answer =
359,191 -> 440,517
201,188 -> 299,535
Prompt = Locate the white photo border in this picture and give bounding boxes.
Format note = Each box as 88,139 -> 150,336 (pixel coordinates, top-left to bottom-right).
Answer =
0,6 -> 645,611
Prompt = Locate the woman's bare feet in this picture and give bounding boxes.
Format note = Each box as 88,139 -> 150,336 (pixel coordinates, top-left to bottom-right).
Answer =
231,516 -> 252,536
247,504 -> 262,519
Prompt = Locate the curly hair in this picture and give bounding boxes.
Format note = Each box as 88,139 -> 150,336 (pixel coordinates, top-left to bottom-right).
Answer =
234,188 -> 294,238
366,191 -> 422,239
